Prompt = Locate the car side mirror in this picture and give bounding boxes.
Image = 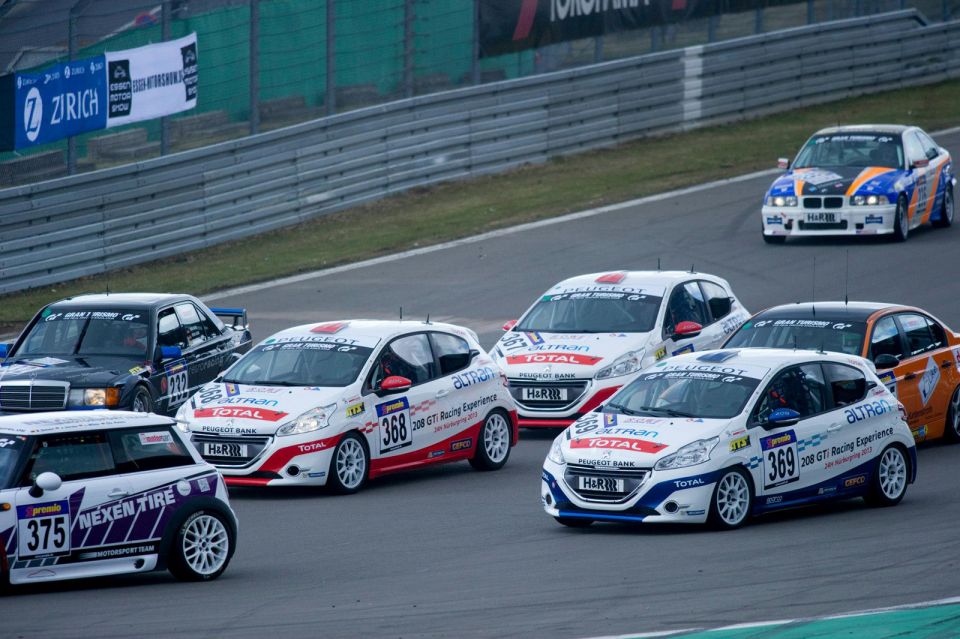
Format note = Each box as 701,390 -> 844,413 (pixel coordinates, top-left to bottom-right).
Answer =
671,321 -> 703,341
873,353 -> 899,370
0,342 -> 9,359
777,157 -> 790,170
767,407 -> 801,428
502,320 -> 518,332
160,345 -> 183,361
378,375 -> 412,395
911,158 -> 929,169
469,349 -> 480,360
29,472 -> 63,498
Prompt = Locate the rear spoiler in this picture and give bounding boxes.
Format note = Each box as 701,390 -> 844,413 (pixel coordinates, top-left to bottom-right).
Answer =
210,307 -> 248,331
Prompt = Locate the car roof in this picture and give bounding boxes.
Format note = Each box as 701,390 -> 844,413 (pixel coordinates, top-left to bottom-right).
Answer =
752,301 -> 904,322
262,319 -> 476,348
547,270 -> 727,294
47,293 -> 194,310
0,411 -> 174,435
812,124 -> 911,136
669,348 -> 868,371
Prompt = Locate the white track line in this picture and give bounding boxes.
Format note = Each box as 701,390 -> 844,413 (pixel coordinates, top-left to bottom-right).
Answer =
584,595 -> 960,639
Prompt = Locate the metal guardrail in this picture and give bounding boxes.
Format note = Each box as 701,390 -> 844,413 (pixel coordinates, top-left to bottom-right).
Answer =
1,9 -> 958,296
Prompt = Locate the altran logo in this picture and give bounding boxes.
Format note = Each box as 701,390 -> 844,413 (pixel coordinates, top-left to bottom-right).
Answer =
24,87 -> 42,142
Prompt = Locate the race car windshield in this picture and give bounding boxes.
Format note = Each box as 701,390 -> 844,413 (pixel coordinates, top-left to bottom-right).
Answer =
725,319 -> 867,355
0,433 -> 28,490
516,292 -> 662,333
15,309 -> 150,358
609,369 -> 761,419
224,342 -> 374,387
793,134 -> 904,169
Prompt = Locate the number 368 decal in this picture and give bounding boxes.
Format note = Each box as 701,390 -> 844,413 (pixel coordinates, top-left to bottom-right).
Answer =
377,397 -> 412,454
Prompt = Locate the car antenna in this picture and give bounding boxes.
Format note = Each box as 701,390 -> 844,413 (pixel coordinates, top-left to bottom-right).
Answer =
425,313 -> 431,324
811,255 -> 816,318
689,263 -> 695,274
657,257 -> 661,271
844,249 -> 850,306
399,306 -> 403,321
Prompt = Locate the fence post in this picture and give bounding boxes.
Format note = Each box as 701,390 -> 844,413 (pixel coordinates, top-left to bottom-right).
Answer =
707,14 -> 718,42
807,0 -> 815,24
326,0 -> 336,115
472,0 -> 481,84
250,0 -> 260,134
943,0 -> 949,21
754,7 -> 763,33
160,0 -> 170,156
593,36 -> 603,63
404,0 -> 414,97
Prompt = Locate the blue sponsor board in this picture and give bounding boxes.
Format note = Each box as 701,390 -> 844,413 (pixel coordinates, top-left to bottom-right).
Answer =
865,215 -> 883,224
7,56 -> 107,150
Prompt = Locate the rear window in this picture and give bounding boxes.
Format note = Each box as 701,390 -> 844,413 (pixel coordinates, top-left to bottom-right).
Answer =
725,318 -> 866,355
110,427 -> 195,473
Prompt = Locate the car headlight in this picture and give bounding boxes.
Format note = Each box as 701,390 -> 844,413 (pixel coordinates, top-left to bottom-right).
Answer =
653,437 -> 719,471
851,194 -> 889,206
174,402 -> 191,432
595,350 -> 644,380
276,403 -> 337,437
766,195 -> 797,207
68,388 -> 120,407
547,435 -> 565,465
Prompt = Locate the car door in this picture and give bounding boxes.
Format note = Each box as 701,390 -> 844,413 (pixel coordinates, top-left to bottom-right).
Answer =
156,307 -> 191,413
10,430 -> 130,582
748,363 -> 834,503
916,129 -> 950,221
429,331 -> 490,458
363,333 -> 443,472
889,312 -> 954,441
903,131 -> 932,226
696,279 -> 749,348
659,281 -> 716,358
174,302 -> 224,395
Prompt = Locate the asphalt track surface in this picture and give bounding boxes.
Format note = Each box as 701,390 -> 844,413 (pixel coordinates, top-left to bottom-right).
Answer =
5,129 -> 960,638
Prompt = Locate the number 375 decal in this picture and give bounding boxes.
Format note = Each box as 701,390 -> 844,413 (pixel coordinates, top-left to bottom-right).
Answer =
17,500 -> 72,559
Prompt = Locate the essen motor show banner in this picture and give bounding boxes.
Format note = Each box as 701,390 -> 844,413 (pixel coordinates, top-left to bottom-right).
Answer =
0,33 -> 198,152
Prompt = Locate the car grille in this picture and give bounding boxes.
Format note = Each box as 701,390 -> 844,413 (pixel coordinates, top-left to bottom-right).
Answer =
564,463 -> 650,503
191,433 -> 273,468
803,196 -> 844,209
507,378 -> 589,411
0,381 -> 69,411
799,220 -> 849,231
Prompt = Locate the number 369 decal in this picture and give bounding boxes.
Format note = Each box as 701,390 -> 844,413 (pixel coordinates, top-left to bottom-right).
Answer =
760,429 -> 799,489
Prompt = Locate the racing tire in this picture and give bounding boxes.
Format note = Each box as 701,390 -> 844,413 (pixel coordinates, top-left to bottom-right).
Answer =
762,233 -> 786,245
864,444 -> 909,507
469,409 -> 512,471
932,186 -> 954,228
168,510 -> 233,582
892,195 -> 910,242
708,467 -> 753,530
555,517 -> 593,528
327,432 -> 369,494
944,386 -> 960,443
131,386 -> 154,413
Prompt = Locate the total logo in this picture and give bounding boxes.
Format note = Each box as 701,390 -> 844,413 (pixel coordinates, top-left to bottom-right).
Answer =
672,478 -> 705,489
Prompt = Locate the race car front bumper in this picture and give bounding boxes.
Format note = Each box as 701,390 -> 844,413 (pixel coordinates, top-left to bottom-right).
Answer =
762,203 -> 897,237
541,458 -> 717,524
194,432 -> 343,487
510,382 -> 621,429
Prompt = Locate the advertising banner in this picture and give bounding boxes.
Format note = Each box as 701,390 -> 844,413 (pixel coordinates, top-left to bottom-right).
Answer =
479,0 -> 808,57
105,32 -> 198,127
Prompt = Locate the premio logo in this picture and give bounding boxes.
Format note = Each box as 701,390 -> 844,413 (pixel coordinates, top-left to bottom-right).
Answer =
23,87 -> 43,142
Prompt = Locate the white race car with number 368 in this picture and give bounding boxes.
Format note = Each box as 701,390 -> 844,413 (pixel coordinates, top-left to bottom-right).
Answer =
541,349 -> 916,529
177,320 -> 518,493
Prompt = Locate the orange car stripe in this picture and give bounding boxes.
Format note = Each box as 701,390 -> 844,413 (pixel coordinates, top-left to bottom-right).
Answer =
796,179 -> 805,196
845,167 -> 896,196
921,163 -> 944,224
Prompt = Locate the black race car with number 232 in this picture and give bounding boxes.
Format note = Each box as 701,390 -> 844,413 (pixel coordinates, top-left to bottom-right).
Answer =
0,293 -> 251,415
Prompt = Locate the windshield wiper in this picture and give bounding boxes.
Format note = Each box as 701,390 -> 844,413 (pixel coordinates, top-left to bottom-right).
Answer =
634,406 -> 697,418
605,402 -> 640,416
235,380 -> 299,387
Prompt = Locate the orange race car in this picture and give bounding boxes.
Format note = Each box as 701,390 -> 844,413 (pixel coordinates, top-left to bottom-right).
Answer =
723,301 -> 960,443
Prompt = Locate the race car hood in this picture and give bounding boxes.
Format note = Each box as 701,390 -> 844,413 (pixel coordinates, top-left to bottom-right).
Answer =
184,382 -> 346,435
492,331 -> 650,380
560,411 -> 732,467
0,355 -> 145,388
767,166 -> 904,198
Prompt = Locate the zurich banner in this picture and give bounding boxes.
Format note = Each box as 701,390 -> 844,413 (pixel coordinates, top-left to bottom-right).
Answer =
0,33 -> 197,152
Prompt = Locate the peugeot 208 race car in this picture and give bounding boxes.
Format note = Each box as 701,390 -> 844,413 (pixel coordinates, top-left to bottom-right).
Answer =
492,271 -> 749,429
761,125 -> 955,243
0,411 -> 238,587
177,320 -> 518,493
724,301 -> 960,444
541,349 -> 915,529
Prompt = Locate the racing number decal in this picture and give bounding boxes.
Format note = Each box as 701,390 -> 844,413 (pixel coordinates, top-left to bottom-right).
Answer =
915,175 -> 928,214
377,397 -> 412,454
760,429 -> 799,489
17,501 -> 71,558
165,360 -> 189,405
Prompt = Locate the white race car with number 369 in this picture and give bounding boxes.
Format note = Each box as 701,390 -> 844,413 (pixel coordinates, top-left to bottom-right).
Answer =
177,320 -> 518,493
541,349 -> 916,529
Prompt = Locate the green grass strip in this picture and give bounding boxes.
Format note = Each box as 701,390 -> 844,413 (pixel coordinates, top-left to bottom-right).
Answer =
2,79 -> 959,327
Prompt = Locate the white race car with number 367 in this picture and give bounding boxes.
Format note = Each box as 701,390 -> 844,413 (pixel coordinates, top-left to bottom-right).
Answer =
177,320 -> 518,493
541,349 -> 916,529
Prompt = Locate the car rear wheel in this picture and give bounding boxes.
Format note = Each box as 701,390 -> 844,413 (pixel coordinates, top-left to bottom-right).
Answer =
709,467 -> 752,530
933,186 -> 954,228
555,516 -> 593,528
892,195 -> 910,242
328,432 -> 369,494
944,386 -> 960,442
131,386 -> 153,413
168,510 -> 232,581
865,445 -> 908,507
470,410 -> 511,471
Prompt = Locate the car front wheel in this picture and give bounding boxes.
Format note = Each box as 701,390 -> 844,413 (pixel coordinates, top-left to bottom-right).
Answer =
933,186 -> 954,228
709,467 -> 753,530
328,432 -> 369,494
893,195 -> 910,242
